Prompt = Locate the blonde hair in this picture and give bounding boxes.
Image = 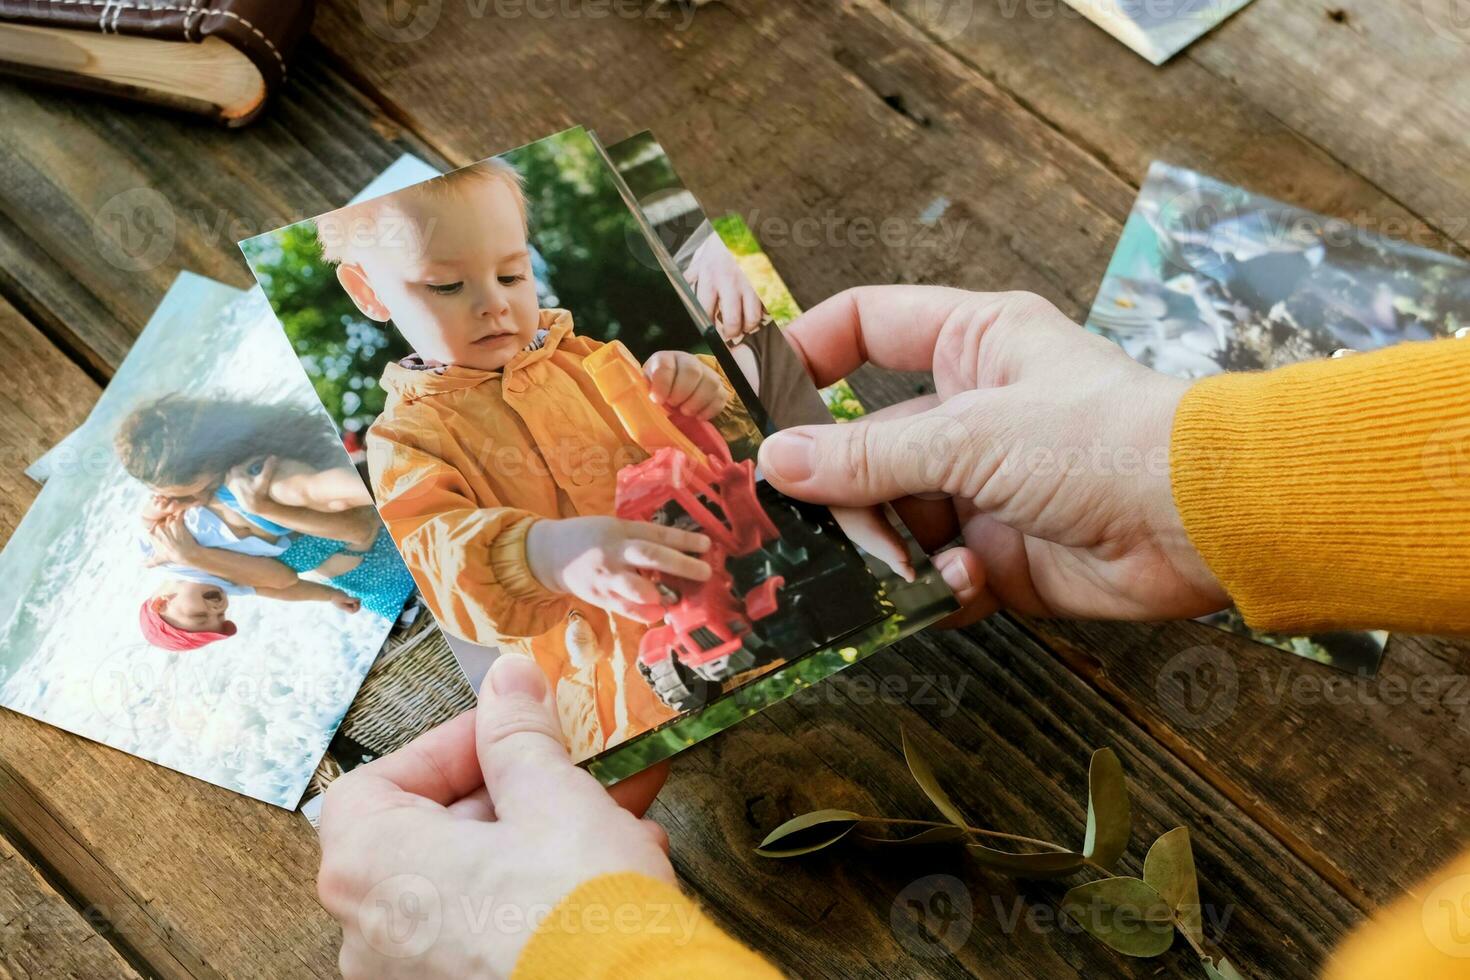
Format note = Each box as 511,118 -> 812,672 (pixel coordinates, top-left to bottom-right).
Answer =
315,157 -> 526,265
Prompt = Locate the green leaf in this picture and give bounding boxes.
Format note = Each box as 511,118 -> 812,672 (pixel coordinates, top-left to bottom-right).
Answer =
756,809 -> 862,858
1082,748 -> 1131,870
859,826 -> 970,846
1203,957 -> 1248,980
901,726 -> 970,829
1061,876 -> 1175,957
967,843 -> 1087,878
1144,827 -> 1202,947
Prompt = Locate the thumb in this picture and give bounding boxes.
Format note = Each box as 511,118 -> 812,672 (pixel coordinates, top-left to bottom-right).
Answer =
758,404 -> 978,506
475,654 -> 585,821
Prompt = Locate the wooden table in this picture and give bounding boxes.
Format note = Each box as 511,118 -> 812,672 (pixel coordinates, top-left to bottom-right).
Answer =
1,1 -> 1466,976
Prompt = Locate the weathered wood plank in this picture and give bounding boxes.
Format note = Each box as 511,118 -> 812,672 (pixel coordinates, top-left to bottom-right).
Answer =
889,0 -> 1468,257
311,0 -> 1139,319
656,616 -> 1361,976
0,830 -> 140,980
1026,616 -> 1470,908
0,45 -> 433,376
1186,0 -> 1470,251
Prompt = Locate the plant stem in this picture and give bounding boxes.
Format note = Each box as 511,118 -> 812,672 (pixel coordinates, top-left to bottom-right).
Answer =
853,815 -> 1104,865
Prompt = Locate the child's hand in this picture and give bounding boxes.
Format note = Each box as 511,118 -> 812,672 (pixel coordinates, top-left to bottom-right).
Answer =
330,592 -> 362,614
225,455 -> 279,512
684,232 -> 765,341
145,513 -> 201,565
643,351 -> 729,421
526,516 -> 713,624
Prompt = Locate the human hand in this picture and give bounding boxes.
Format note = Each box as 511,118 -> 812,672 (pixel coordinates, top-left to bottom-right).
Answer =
225,455 -> 279,512
526,516 -> 712,623
331,591 -> 362,614
642,350 -> 729,421
756,286 -> 1228,625
318,655 -> 673,979
145,512 -> 200,565
684,232 -> 764,341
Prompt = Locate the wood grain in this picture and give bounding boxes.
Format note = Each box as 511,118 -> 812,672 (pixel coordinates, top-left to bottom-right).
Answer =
655,616 -> 1362,977
889,0 -> 1467,258
0,830 -> 140,980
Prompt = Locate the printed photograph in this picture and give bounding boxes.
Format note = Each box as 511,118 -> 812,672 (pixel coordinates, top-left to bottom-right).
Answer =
242,127 -> 956,779
1086,161 -> 1470,671
1063,0 -> 1256,65
0,274 -> 414,808
26,161 -> 482,820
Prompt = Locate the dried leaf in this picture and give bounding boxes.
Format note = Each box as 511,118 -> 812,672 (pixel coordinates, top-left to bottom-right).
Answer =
901,726 -> 970,829
756,809 -> 861,858
1082,748 -> 1131,870
1061,876 -> 1175,958
859,826 -> 970,846
1203,957 -> 1248,980
1144,827 -> 1202,947
967,843 -> 1087,878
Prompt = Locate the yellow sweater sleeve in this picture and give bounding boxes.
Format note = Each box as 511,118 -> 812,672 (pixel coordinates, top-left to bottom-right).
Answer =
513,873 -> 780,980
1170,337 -> 1470,635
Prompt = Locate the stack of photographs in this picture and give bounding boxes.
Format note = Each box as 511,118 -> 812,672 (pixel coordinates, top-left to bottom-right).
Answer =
242,127 -> 956,791
1088,161 -> 1470,673
0,128 -> 958,816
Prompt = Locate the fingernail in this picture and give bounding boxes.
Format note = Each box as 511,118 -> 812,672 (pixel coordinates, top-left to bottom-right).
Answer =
761,431 -> 814,482
489,655 -> 547,700
940,558 -> 972,594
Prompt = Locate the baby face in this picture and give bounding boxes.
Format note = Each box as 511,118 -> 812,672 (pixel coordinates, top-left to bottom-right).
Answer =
336,180 -> 541,371
156,581 -> 230,633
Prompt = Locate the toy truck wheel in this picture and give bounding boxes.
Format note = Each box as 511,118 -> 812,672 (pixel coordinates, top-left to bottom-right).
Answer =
638,655 -> 720,712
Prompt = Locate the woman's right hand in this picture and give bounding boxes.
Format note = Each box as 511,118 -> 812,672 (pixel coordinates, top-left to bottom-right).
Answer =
756,286 -> 1229,626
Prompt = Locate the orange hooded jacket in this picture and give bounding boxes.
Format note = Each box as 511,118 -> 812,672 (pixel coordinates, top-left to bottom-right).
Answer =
366,308 -> 756,758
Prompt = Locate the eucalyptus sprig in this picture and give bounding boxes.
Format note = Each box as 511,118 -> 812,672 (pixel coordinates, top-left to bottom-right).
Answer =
756,726 -> 1249,979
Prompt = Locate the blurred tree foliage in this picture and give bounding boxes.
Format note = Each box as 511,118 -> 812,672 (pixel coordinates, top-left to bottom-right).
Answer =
242,129 -> 696,432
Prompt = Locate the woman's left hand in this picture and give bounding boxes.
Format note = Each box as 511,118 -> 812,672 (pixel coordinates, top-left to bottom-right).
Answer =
317,656 -> 672,979
225,455 -> 279,512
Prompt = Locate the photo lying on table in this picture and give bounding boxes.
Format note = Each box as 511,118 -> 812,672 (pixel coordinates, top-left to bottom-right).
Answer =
0,273 -> 415,808
1062,0 -> 1255,65
242,126 -> 956,782
25,158 -> 481,823
1087,161 -> 1470,673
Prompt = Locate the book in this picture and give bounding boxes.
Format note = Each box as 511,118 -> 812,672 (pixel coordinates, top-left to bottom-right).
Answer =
0,0 -> 315,125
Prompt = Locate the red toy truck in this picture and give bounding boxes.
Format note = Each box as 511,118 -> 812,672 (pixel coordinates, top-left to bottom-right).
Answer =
586,341 -> 886,711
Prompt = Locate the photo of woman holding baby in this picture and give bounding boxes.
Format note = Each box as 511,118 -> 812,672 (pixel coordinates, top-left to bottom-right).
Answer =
115,395 -> 415,651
